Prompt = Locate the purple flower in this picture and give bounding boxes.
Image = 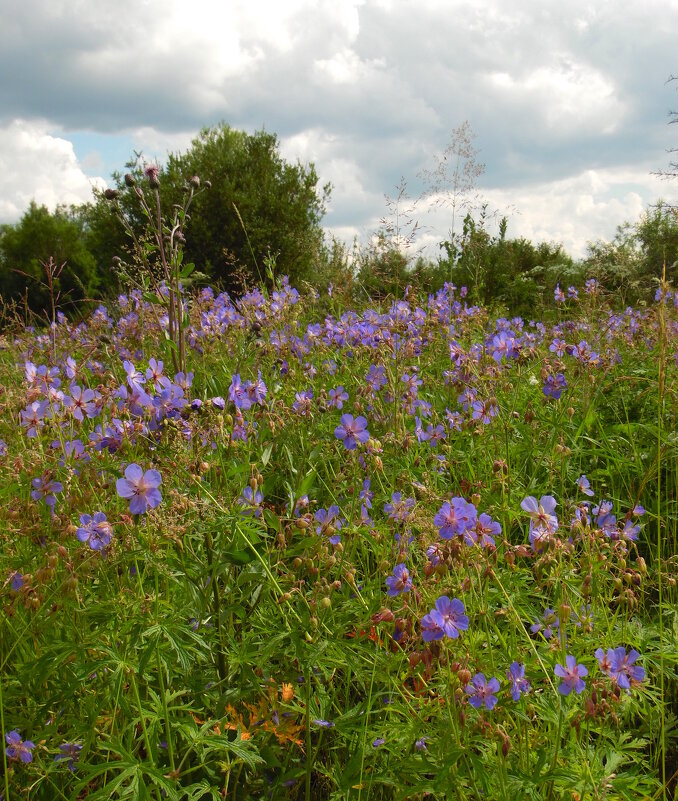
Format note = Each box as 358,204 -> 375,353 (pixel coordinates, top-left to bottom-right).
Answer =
312,719 -> 334,728
10,572 -> 24,592
465,674 -> 500,710
31,474 -> 64,511
116,464 -> 162,514
434,497 -> 477,540
542,373 -> 567,400
328,386 -> 349,410
238,485 -> 263,518
334,414 -> 370,450
507,662 -> 531,701
521,495 -> 558,549
315,506 -> 343,545
372,738 -> 385,748
385,564 -> 412,597
421,596 -> 468,642
576,475 -> 594,497
595,647 -> 645,689
5,730 -> 35,763
384,492 -> 415,523
554,655 -> 588,695
76,512 -> 113,551
530,608 -> 560,640
292,390 -> 313,416
55,742 -> 82,771
415,737 -> 428,751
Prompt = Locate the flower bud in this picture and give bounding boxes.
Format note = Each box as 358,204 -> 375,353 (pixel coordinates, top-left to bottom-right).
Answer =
124,173 -> 136,188
104,188 -> 119,201
190,175 -> 200,188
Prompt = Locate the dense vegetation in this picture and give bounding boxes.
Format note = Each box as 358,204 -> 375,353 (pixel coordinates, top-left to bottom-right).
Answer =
1,120 -> 677,323
1,128 -> 678,799
1,260 -> 677,798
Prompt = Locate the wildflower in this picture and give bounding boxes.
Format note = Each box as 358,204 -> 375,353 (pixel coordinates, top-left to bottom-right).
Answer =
384,492 -> 415,523
507,662 -> 531,701
5,730 -> 35,763
334,414 -> 370,450
385,564 -> 412,597
116,464 -> 162,514
554,655 -> 588,695
372,738 -> 385,748
465,673 -> 500,710
421,596 -> 468,642
471,398 -> 499,424
76,512 -> 113,551
54,742 -> 82,771
292,390 -> 313,416
466,513 -> 501,548
366,364 -> 387,392
434,497 -> 477,540
576,475 -> 594,497
415,737 -> 428,751
554,284 -> 565,303
542,373 -> 567,400
10,572 -> 24,592
238,486 -> 263,518
530,608 -> 560,640
328,386 -> 349,409
315,506 -> 343,545
31,474 -> 63,511
596,647 -> 645,689
521,495 -> 558,549
312,719 -> 334,728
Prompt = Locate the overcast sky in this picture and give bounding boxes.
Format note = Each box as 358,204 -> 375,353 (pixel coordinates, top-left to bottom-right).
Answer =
1,0 -> 677,259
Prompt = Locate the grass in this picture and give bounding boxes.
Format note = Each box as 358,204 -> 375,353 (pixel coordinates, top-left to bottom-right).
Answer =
0,277 -> 676,800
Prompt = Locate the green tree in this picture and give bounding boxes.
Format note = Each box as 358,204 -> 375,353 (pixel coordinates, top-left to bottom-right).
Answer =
85,125 -> 330,293
0,202 -> 100,318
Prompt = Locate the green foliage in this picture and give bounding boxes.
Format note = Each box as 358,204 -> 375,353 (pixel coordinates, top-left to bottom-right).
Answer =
0,202 -> 101,318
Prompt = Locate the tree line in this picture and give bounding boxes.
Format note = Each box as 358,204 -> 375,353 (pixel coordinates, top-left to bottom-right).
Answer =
0,120 -> 676,324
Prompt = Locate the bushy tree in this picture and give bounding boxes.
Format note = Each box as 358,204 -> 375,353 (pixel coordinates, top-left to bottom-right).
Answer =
0,202 -> 100,318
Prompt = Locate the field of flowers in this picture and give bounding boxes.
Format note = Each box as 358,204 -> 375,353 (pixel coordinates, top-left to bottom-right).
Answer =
1,275 -> 677,800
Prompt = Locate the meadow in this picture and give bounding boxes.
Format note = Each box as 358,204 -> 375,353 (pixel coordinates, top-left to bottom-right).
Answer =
1,273 -> 677,800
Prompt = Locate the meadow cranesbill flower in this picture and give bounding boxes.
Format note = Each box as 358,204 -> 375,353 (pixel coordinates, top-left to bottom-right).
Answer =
312,719 -> 334,728
385,564 -> 412,596
434,497 -> 477,540
334,414 -> 370,450
576,475 -> 594,496
466,513 -> 501,548
507,662 -> 530,700
372,738 -> 385,748
554,655 -> 588,695
76,512 -> 113,551
54,742 -> 82,771
292,390 -> 313,416
384,492 -> 415,523
31,474 -> 63,511
465,674 -> 500,710
422,596 -> 469,641
328,386 -> 349,409
530,608 -> 560,639
239,485 -> 263,518
521,495 -> 558,549
116,464 -> 162,514
595,647 -> 645,689
542,373 -> 567,400
5,730 -> 35,763
315,506 -> 343,545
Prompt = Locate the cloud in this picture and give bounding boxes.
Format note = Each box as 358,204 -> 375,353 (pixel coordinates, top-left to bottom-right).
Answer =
0,0 -> 677,257
0,119 -> 106,222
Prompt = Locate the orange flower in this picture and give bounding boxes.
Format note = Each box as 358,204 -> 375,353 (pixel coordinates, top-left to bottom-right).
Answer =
281,683 -> 294,703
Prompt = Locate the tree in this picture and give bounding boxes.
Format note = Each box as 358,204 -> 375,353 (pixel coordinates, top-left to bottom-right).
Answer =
84,124 -> 331,294
0,202 -> 100,318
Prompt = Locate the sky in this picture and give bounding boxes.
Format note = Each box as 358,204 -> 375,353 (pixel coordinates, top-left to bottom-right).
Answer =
1,0 -> 677,259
